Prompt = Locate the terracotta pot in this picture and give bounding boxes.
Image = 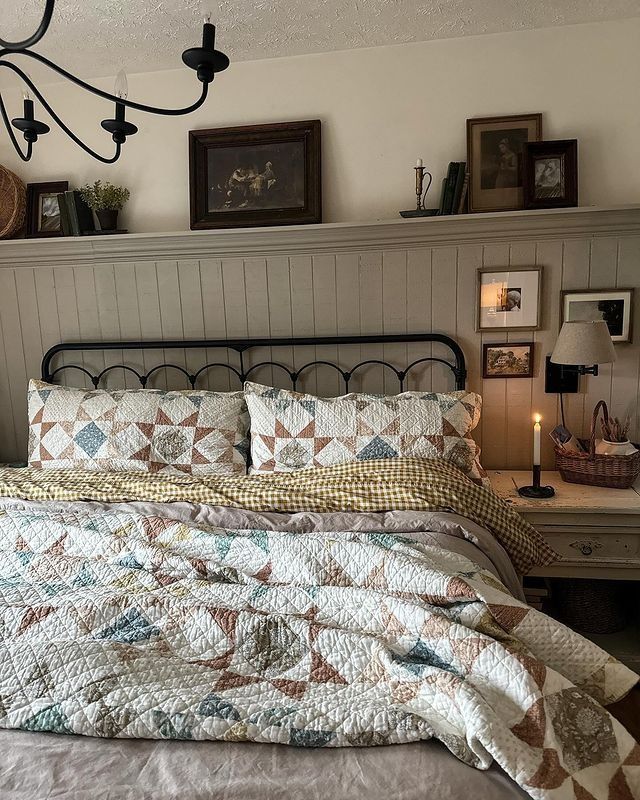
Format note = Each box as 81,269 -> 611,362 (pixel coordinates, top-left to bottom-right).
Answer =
96,208 -> 118,231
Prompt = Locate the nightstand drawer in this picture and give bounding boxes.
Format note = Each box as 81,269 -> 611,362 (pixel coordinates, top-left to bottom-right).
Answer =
540,530 -> 640,563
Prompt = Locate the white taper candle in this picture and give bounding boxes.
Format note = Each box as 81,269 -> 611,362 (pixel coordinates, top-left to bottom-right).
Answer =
533,413 -> 541,466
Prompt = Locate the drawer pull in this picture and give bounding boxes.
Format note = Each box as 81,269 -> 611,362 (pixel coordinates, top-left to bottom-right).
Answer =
569,540 -> 602,557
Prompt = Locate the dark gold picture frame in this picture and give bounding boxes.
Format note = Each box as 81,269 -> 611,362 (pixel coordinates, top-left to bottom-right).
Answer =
189,120 -> 321,230
466,113 -> 542,213
483,341 -> 534,379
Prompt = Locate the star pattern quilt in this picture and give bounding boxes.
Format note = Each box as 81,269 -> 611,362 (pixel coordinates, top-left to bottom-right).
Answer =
0,498 -> 638,800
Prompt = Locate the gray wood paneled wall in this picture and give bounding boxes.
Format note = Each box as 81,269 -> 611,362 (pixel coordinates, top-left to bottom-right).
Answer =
0,208 -> 638,469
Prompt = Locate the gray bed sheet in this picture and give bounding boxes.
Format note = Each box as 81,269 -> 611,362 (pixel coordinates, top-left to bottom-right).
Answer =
0,500 -> 528,799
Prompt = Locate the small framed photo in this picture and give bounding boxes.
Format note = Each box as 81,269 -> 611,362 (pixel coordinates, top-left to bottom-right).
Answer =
483,342 -> 534,379
477,267 -> 542,331
562,289 -> 634,343
466,113 -> 542,213
26,181 -> 69,238
523,139 -> 578,209
189,120 -> 321,230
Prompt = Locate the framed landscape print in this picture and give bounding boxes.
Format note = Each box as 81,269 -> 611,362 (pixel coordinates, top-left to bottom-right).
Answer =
562,289 -> 633,343
26,181 -> 68,238
466,113 -> 542,213
523,139 -> 578,209
477,267 -> 542,331
189,120 -> 321,230
483,342 -> 534,379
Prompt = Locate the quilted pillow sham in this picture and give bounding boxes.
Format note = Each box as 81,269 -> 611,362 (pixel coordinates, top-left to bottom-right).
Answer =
244,381 -> 487,484
27,380 -> 249,475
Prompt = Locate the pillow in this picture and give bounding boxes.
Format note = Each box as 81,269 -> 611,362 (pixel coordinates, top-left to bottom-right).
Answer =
27,380 -> 249,475
244,381 -> 487,484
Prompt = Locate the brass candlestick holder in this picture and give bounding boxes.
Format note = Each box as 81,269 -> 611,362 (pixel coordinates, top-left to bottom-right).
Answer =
400,165 -> 438,218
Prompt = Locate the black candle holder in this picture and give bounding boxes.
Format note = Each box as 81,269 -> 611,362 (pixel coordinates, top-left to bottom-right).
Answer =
517,465 -> 555,499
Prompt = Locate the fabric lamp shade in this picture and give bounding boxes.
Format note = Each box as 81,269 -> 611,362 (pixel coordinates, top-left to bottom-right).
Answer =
551,320 -> 616,366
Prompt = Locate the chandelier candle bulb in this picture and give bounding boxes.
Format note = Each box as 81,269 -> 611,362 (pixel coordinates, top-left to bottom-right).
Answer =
114,70 -> 128,100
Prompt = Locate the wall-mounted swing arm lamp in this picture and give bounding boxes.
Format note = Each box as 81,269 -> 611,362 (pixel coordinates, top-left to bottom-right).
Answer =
550,319 -> 617,378
0,1 -> 229,163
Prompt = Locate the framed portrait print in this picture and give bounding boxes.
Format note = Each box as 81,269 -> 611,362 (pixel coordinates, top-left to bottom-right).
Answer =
483,342 -> 534,379
562,289 -> 633,343
477,267 -> 542,331
466,113 -> 542,213
523,140 -> 578,210
26,181 -> 69,238
189,120 -> 321,230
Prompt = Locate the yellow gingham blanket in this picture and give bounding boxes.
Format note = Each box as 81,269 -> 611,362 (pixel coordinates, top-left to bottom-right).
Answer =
0,458 -> 555,573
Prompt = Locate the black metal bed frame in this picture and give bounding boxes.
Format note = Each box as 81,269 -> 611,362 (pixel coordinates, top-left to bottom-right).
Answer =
40,333 -> 467,392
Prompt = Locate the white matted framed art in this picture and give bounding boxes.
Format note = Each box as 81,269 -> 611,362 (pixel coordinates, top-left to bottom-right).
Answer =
476,266 -> 542,331
562,289 -> 634,343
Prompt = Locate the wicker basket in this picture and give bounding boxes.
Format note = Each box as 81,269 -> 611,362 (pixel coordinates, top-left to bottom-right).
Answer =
555,400 -> 640,489
0,165 -> 26,239
554,579 -> 627,634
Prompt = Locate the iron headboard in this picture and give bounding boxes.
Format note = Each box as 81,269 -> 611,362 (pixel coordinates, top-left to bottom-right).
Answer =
41,333 -> 467,392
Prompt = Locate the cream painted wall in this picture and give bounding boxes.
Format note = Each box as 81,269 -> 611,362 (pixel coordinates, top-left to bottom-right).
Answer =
1,18 -> 639,233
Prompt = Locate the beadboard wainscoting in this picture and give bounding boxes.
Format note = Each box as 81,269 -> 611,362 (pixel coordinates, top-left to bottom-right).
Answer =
0,206 -> 638,467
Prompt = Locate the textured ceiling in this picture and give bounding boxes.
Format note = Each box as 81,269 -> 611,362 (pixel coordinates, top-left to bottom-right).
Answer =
2,0 -> 640,80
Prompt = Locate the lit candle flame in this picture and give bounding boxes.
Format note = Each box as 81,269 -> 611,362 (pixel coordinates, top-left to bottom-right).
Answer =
533,413 -> 541,424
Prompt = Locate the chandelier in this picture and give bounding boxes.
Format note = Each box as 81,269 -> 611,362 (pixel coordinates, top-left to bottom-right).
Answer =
0,1 -> 229,163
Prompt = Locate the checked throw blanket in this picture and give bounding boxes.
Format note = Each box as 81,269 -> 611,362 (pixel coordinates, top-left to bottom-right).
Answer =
0,503 -> 637,800
0,458 -> 555,573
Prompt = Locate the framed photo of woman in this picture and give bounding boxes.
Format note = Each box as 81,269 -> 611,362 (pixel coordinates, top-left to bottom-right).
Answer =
477,266 -> 542,331
466,114 -> 542,213
523,139 -> 578,210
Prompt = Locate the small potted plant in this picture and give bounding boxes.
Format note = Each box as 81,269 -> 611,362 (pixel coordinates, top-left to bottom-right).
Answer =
80,180 -> 130,232
596,413 -> 637,456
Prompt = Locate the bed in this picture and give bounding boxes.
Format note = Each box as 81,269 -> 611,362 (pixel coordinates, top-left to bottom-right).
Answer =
0,333 -> 638,800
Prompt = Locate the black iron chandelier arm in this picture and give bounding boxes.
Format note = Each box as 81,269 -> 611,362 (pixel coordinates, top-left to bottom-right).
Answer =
0,60 -> 121,163
0,50 -> 210,117
0,0 -> 54,51
0,91 -> 32,161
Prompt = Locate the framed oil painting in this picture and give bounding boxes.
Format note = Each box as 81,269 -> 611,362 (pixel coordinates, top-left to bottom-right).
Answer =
562,289 -> 633,343
466,113 -> 542,213
483,342 -> 534,379
477,267 -> 542,331
523,139 -> 578,209
189,120 -> 321,230
26,181 -> 68,238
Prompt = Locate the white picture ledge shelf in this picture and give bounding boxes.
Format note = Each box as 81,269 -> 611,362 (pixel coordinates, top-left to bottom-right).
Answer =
0,204 -> 639,267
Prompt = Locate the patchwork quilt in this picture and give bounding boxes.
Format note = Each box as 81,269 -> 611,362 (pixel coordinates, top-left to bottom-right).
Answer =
0,457 -> 554,573
0,503 -> 638,800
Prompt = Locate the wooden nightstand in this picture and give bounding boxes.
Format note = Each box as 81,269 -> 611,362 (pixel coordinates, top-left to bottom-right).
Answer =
490,470 -> 640,669
488,470 -> 640,581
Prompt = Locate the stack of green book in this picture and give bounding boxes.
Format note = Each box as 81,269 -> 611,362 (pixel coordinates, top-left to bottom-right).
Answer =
57,190 -> 96,236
